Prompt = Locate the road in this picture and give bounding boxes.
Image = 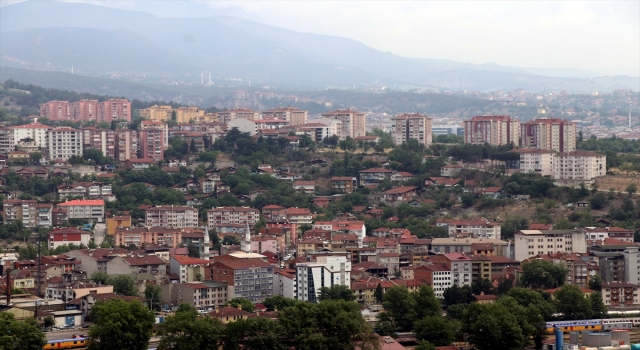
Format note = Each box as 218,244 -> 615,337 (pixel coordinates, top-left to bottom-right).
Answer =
93,223 -> 106,246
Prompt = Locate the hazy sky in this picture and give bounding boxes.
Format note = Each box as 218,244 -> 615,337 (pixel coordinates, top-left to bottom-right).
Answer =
3,0 -> 640,76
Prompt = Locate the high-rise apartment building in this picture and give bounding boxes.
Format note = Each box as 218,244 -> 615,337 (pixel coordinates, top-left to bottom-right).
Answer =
140,105 -> 173,122
520,118 -> 576,153
296,256 -> 351,302
85,129 -> 116,159
207,207 -> 260,230
115,129 -> 138,161
320,109 -> 366,140
145,206 -> 199,229
140,120 -> 169,149
98,99 -> 131,122
138,129 -> 164,161
513,148 -> 555,176
218,108 -> 259,124
9,122 -> 51,148
262,107 -> 308,126
69,100 -> 98,121
47,127 -> 82,161
514,229 -> 587,261
0,128 -> 14,156
464,115 -> 519,145
40,101 -> 69,121
390,113 -> 433,146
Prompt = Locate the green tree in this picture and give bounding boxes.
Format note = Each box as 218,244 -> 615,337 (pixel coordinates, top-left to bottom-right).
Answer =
0,312 -> 46,350
90,271 -> 110,285
627,183 -> 637,195
496,276 -> 514,295
377,286 -> 415,333
158,303 -> 224,350
223,317 -> 286,350
109,275 -> 139,296
87,299 -> 155,350
415,340 -> 437,350
414,316 -> 455,346
29,152 -> 42,164
227,297 -> 255,313
520,260 -> 567,290
187,241 -> 200,258
262,296 -> 299,311
442,285 -> 473,307
144,284 -> 163,311
471,277 -> 495,296
588,275 -> 603,292
446,304 -> 465,320
374,283 -> 384,304
589,292 -> 607,319
554,285 -> 592,320
222,235 -> 241,246
464,303 -> 528,350
43,316 -> 55,328
413,284 -> 441,320
318,285 -> 356,302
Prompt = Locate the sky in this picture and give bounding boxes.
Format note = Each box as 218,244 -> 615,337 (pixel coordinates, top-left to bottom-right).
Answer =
2,0 -> 639,76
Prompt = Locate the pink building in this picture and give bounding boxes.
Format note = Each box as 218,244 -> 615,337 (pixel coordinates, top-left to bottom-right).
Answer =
138,129 -> 164,161
40,101 -> 69,121
250,235 -> 279,254
140,120 -> 169,149
115,129 -> 138,161
98,99 -> 131,122
464,115 -> 519,146
69,99 -> 98,121
88,129 -> 116,159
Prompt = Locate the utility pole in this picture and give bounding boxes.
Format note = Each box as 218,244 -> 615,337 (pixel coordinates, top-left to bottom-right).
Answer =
35,235 -> 41,319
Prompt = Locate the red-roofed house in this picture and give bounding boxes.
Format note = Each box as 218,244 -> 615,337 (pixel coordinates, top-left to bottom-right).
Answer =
48,228 -> 91,249
383,186 -> 419,203
170,255 -> 211,283
440,164 -> 464,177
359,168 -> 393,186
331,177 -> 357,193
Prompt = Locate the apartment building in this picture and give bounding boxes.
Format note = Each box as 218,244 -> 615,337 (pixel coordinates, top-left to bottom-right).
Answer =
140,120 -> 169,149
359,168 -> 394,186
164,282 -> 228,311
513,148 -> 555,176
47,127 -> 82,161
206,256 -> 274,303
114,227 -> 182,248
207,207 -> 260,230
85,129 -> 116,159
9,122 -> 51,148
525,253 -> 588,287
46,280 -> 113,302
390,113 -> 433,146
140,105 -> 173,121
217,108 -> 259,124
430,253 -> 473,288
97,99 -> 131,122
138,129 -> 164,161
0,128 -> 14,156
514,229 -> 587,261
175,107 -> 205,123
430,238 -> 509,257
145,206 -> 199,228
414,264 -> 452,298
48,228 -> 91,249
293,180 -> 315,195
464,115 -> 519,145
331,176 -> 357,193
262,107 -> 308,126
274,269 -> 296,299
115,129 -> 138,161
320,109 -> 366,139
553,151 -> 606,182
40,101 -> 69,121
296,255 -> 351,302
435,218 -> 502,240
520,118 -> 577,153
57,199 -> 105,221
37,203 -> 53,227
69,99 -> 98,121
3,199 -> 37,228
602,282 -> 640,308
585,227 -> 635,242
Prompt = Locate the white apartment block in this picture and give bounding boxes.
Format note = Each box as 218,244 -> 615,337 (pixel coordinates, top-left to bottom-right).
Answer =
514,148 -> 555,176
207,207 -> 260,230
296,256 -> 351,303
57,199 -> 105,221
391,113 -> 433,146
274,269 -> 297,299
48,127 -> 83,161
9,122 -> 51,148
145,206 -> 199,228
319,109 -> 366,140
514,229 -> 587,261
520,118 -> 576,153
435,218 -> 502,240
464,115 -> 519,146
227,119 -> 259,135
553,151 -> 606,182
448,254 -> 472,288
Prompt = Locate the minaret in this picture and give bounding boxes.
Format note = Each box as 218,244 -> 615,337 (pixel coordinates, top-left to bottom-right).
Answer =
243,223 -> 251,253
208,72 -> 212,84
630,112 -> 632,128
203,226 -> 210,260
201,72 -> 204,85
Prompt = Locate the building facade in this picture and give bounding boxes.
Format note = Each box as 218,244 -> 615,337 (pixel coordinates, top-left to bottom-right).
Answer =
520,118 -> 576,153
97,99 -> 131,122
145,206 -> 199,228
553,151 -> 606,182
513,148 -> 555,176
464,115 -> 519,145
262,107 -> 308,126
319,109 -> 366,140
514,229 -> 587,261
295,256 -> 351,302
47,127 -> 83,161
391,113 -> 433,146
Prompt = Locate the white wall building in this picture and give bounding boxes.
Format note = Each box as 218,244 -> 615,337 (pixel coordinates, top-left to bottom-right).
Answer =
295,256 -> 351,302
48,127 -> 83,161
553,151 -> 606,182
274,269 -> 297,299
10,122 -> 51,148
227,119 -> 259,136
514,148 -> 555,176
145,206 -> 199,228
514,229 -> 587,261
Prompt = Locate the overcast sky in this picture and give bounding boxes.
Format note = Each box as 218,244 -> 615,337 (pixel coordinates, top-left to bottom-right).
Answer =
3,0 -> 639,76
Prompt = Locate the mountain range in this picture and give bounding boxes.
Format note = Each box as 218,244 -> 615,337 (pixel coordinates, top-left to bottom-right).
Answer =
1,0 -> 638,92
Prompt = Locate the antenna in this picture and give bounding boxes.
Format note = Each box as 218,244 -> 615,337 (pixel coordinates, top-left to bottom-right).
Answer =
630,111 -> 632,128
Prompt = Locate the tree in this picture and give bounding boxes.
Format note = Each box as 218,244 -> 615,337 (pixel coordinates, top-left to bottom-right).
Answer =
413,284 -> 441,320
29,152 -> 42,164
227,297 -> 255,313
589,292 -> 607,318
222,235 -> 241,246
87,299 -> 155,350
90,271 -> 110,285
415,340 -> 437,350
158,303 -> 224,350
187,241 -> 200,258
471,277 -> 495,296
554,285 -> 592,320
588,275 -> 603,292
377,286 -> 416,333
318,285 -> 356,302
496,276 -> 514,295
442,285 -> 473,307
520,260 -> 567,290
0,312 -> 46,350
223,317 -> 286,350
110,275 -> 139,296
374,283 -> 384,304
627,183 -> 637,196
262,296 -> 298,311
446,304 -> 465,320
43,316 -> 55,328
414,316 -> 455,346
144,284 -> 163,311
464,303 -> 528,350
460,193 -> 477,207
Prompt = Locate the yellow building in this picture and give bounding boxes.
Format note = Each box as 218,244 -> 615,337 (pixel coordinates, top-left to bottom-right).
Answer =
175,107 -> 205,124
193,113 -> 219,124
140,105 -> 173,121
106,215 -> 132,235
